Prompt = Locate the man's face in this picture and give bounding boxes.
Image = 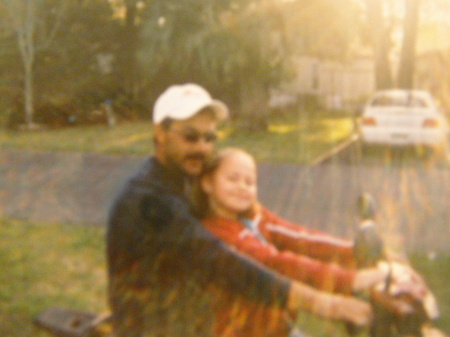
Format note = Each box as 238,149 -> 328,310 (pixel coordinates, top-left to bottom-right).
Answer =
156,112 -> 218,177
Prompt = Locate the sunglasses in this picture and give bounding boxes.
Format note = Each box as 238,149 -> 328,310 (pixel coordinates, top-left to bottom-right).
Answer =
171,129 -> 218,143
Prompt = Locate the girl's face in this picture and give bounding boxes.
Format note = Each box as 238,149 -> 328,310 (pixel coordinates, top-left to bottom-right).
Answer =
202,151 -> 257,219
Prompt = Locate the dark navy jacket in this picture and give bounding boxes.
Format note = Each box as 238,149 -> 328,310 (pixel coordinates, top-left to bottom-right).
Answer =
107,157 -> 290,336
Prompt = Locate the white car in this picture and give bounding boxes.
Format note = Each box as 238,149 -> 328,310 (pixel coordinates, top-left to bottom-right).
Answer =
359,89 -> 449,150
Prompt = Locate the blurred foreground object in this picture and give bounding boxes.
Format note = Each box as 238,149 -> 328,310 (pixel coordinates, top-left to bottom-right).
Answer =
354,193 -> 444,337
34,307 -> 113,337
354,193 -> 384,268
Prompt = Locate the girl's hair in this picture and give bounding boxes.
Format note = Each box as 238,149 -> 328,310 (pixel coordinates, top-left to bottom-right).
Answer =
191,147 -> 259,219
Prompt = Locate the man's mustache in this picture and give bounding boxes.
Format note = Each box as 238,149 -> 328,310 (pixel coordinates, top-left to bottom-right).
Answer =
185,153 -> 207,161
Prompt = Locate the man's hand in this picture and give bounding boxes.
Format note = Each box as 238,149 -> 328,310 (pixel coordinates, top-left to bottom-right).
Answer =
322,293 -> 373,326
287,281 -> 373,326
374,261 -> 440,320
352,262 -> 390,293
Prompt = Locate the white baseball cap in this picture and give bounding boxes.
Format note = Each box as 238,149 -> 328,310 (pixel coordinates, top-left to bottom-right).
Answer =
152,83 -> 229,124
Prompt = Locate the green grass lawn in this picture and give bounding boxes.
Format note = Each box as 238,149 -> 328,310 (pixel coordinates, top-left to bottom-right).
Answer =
0,112 -> 355,163
1,216 -> 449,337
409,253 -> 450,334
0,218 -> 107,337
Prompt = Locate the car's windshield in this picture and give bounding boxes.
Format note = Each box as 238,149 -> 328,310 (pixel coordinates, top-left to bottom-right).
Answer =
370,93 -> 429,108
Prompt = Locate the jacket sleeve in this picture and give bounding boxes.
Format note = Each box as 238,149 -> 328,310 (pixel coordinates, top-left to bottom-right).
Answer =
107,183 -> 291,308
229,231 -> 355,294
260,207 -> 356,269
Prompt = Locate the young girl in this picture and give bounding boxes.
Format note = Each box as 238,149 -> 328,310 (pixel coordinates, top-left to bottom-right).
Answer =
194,147 -> 387,337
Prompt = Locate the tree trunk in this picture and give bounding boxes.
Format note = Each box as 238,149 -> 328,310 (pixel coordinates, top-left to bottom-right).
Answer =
13,0 -> 36,128
24,57 -> 34,126
366,0 -> 393,89
397,0 -> 420,89
22,2 -> 36,128
118,1 -> 140,103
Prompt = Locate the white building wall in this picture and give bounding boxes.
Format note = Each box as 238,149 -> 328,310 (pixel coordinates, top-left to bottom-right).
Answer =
272,56 -> 375,110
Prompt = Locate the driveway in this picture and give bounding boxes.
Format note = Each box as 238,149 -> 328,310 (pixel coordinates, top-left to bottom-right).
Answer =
1,150 -> 448,252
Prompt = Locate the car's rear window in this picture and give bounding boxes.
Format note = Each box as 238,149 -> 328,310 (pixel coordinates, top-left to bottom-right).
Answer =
371,94 -> 428,108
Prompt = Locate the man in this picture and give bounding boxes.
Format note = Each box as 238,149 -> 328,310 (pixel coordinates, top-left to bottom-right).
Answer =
106,83 -> 371,337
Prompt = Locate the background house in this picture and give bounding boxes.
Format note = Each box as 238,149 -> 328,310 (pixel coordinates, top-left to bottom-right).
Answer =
271,55 -> 375,111
271,50 -> 450,115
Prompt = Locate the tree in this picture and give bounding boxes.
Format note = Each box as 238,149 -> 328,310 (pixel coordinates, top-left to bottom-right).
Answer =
282,0 -> 361,60
220,0 -> 291,129
138,0 -> 359,128
1,0 -> 68,128
365,0 -> 394,89
37,0 -> 120,112
138,0 -> 297,127
0,4 -> 21,123
3,0 -> 39,128
398,0 -> 420,89
1,0 -> 129,127
363,0 -> 423,90
112,0 -> 147,106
